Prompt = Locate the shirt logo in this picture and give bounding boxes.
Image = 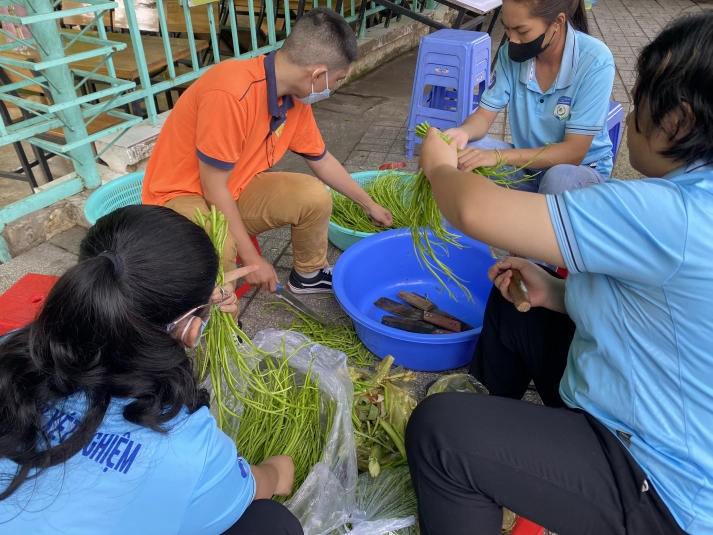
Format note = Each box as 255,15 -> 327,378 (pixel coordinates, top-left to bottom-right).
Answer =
554,96 -> 571,121
237,455 -> 250,478
82,431 -> 142,474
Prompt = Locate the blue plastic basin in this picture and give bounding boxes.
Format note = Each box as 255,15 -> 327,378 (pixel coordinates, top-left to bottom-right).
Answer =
333,228 -> 494,371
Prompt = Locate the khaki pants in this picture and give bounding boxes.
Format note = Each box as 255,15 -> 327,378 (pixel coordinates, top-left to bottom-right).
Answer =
165,171 -> 331,276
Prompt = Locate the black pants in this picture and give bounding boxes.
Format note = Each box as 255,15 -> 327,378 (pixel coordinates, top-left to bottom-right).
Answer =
221,499 -> 303,535
405,393 -> 686,535
470,284 -> 575,407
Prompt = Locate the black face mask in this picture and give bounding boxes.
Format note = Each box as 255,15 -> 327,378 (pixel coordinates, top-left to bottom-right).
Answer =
508,30 -> 554,63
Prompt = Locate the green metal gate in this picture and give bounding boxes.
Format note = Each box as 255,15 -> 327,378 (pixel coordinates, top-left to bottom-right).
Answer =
0,0 -> 404,261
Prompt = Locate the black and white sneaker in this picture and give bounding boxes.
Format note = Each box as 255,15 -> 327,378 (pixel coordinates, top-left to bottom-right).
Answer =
288,267 -> 333,294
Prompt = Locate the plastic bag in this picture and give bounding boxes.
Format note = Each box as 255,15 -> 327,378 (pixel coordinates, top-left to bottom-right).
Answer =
344,466 -> 417,535
250,329 -> 358,535
206,329 -> 415,535
426,373 -> 489,396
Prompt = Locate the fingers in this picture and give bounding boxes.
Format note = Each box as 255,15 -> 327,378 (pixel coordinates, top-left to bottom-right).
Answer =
224,265 -> 259,284
371,207 -> 393,227
457,148 -> 481,172
487,261 -> 504,282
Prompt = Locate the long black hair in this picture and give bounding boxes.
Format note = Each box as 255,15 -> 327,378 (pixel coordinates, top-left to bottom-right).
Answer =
0,204 -> 218,499
633,11 -> 713,166
508,0 -> 589,34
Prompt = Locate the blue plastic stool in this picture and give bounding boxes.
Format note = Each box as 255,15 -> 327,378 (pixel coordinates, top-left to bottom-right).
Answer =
406,29 -> 491,157
607,101 -> 625,165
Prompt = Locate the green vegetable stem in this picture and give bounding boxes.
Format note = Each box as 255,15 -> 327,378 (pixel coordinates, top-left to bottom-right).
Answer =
408,122 -> 545,300
194,207 -> 333,497
330,170 -> 413,233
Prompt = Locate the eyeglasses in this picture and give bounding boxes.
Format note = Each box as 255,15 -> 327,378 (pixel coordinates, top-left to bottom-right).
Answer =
165,302 -> 213,334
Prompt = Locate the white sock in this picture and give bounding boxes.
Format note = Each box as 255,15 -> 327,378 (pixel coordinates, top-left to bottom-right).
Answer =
296,269 -> 319,279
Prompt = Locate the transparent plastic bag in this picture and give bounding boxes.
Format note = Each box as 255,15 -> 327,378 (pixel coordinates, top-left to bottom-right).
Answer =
328,466 -> 417,535
250,329 -> 358,535
426,373 -> 489,396
205,329 -> 416,535
347,466 -> 417,534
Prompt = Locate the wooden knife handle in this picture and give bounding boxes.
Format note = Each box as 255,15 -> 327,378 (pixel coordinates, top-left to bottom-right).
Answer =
397,290 -> 436,311
509,269 -> 531,313
423,310 -> 462,332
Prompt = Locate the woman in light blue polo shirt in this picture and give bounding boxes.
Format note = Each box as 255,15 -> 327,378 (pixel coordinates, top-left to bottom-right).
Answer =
408,12 -> 713,535
446,0 -> 615,194
0,205 -> 302,535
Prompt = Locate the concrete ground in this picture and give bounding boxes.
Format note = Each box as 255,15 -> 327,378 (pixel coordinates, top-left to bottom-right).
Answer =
1,0 -> 709,394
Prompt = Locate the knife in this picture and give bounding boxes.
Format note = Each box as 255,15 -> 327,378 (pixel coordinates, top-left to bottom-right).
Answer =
487,246 -> 531,313
275,284 -> 329,325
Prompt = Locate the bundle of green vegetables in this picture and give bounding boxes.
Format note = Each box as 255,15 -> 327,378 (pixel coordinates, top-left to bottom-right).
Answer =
232,349 -> 333,499
351,356 -> 418,478
193,206 -> 251,437
194,207 -> 334,496
330,170 -> 414,233
405,121 -> 539,300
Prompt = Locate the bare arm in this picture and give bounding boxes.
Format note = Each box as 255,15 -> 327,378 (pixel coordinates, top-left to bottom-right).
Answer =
199,160 -> 279,292
420,128 -> 564,267
307,151 -> 393,227
251,455 -> 295,500
457,132 -> 595,172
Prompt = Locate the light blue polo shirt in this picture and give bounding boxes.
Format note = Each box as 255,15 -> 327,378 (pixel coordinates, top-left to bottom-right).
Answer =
546,163 -> 713,534
0,395 -> 255,534
480,24 -> 615,177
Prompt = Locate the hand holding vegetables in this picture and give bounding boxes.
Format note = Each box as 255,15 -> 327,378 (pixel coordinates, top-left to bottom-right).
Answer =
442,126 -> 470,150
252,455 -> 296,499
418,127 -> 460,177
364,199 -> 393,227
457,146 -> 501,173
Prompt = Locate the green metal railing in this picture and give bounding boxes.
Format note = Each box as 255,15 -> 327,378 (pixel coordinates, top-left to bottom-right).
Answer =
0,0 -> 429,261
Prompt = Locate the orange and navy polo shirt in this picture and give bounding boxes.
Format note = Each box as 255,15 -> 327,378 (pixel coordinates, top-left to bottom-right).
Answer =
142,52 -> 327,206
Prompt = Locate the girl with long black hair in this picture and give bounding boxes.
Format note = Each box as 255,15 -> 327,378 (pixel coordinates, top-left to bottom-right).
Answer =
0,205 -> 301,534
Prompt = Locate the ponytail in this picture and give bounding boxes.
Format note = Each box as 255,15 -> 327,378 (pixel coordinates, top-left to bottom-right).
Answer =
569,0 -> 589,34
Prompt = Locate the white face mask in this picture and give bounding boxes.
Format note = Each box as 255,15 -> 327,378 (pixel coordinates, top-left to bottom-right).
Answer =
180,315 -> 208,349
296,72 -> 331,105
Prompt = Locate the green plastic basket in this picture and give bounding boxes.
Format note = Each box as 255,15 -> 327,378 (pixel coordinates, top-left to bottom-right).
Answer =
84,171 -> 145,225
328,170 -> 412,251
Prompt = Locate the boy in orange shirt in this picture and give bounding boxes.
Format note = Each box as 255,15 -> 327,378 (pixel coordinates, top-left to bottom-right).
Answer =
143,8 -> 392,296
